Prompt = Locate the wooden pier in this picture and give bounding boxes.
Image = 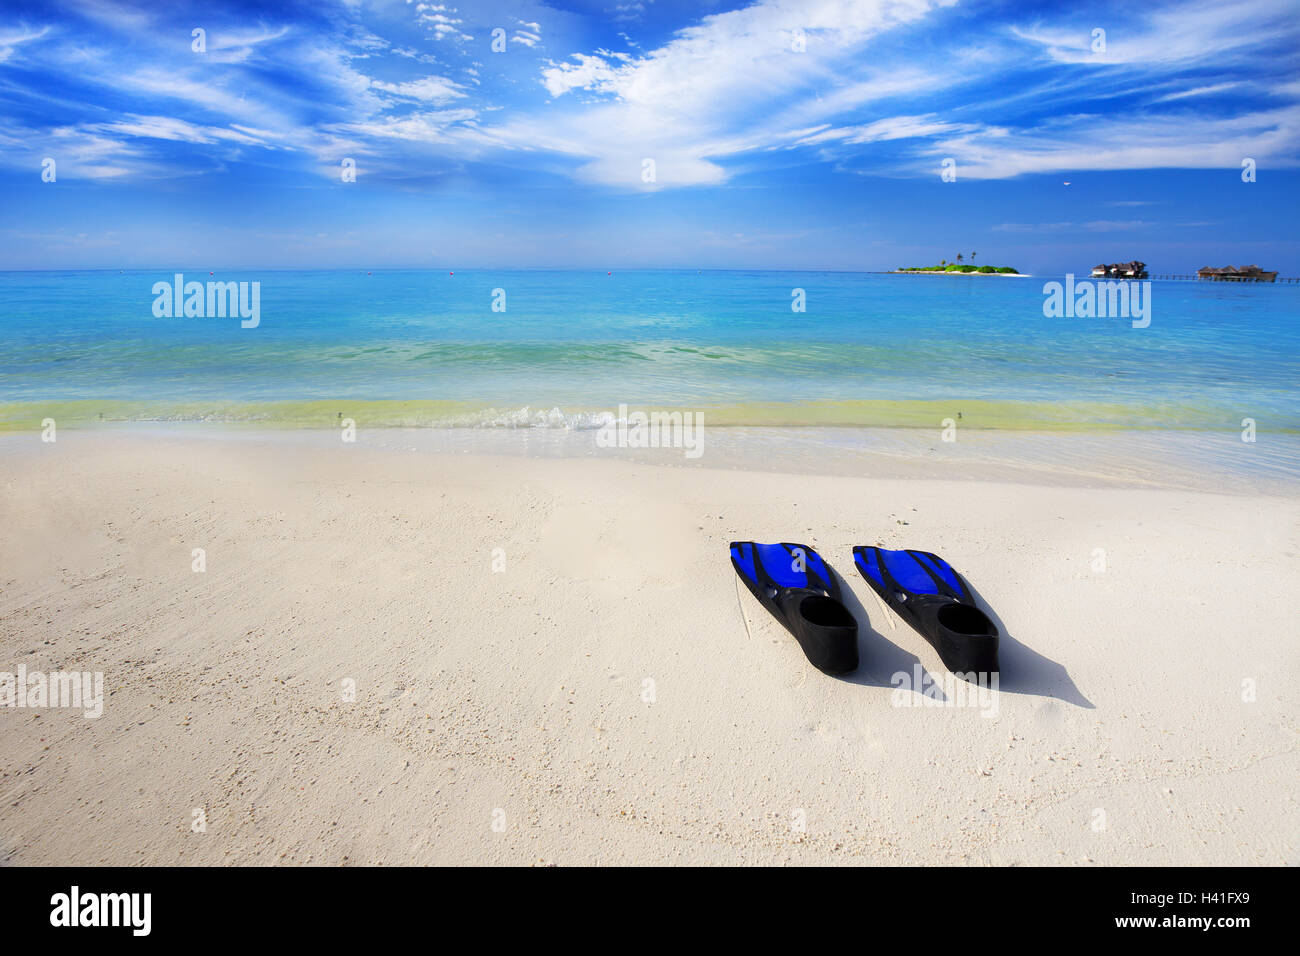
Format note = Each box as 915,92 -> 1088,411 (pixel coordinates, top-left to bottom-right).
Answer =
1149,274 -> 1297,283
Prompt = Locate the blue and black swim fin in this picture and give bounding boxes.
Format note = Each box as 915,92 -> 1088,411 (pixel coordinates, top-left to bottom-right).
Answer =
853,547 -> 998,677
730,542 -> 859,674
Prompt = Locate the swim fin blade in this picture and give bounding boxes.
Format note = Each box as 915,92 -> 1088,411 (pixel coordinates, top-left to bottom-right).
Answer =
853,546 -> 999,677
730,541 -> 859,675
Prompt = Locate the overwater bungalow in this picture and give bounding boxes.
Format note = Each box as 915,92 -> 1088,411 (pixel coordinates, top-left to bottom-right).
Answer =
1196,265 -> 1278,283
1090,261 -> 1148,279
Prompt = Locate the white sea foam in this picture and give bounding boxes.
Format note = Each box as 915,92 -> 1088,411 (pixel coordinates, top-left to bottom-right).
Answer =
457,406 -> 615,430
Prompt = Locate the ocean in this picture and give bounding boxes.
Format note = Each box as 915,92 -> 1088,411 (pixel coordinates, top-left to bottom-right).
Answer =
1,268 -> 1296,433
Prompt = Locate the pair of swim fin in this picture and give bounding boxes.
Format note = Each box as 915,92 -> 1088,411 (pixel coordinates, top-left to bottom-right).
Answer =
729,541 -> 998,677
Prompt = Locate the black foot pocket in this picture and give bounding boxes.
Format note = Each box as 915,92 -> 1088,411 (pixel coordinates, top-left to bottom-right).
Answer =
787,592 -> 859,675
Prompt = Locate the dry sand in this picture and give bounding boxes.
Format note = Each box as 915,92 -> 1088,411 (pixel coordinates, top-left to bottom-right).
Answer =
0,430 -> 1296,865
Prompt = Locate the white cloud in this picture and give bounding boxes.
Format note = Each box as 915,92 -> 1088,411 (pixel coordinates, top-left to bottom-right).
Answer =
412,2 -> 472,41
928,106 -> 1300,179
1,123 -> 148,180
0,24 -> 50,63
611,2 -> 649,23
992,222 -> 1076,233
993,219 -> 1166,233
114,69 -> 301,138
542,54 -> 621,97
797,114 -> 966,146
202,25 -> 291,64
96,115 -> 274,146
512,17 -> 541,48
5,0 -> 1297,192
522,0 -> 950,187
335,109 -> 479,143
1152,83 -> 1239,102
371,75 -> 465,104
1011,0 -> 1297,66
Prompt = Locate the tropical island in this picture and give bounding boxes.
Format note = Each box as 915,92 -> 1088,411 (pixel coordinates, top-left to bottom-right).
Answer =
894,253 -> 1020,274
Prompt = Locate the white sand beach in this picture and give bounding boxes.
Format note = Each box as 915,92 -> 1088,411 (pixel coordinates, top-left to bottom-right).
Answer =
1,430 -> 1296,865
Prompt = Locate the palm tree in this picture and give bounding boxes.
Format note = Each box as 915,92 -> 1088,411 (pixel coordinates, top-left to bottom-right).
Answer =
971,251 -> 977,262
956,253 -> 964,263
940,259 -> 947,267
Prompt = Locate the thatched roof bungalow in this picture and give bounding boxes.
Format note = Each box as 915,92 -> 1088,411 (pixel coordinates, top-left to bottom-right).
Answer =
1197,265 -> 1278,282
1090,261 -> 1148,279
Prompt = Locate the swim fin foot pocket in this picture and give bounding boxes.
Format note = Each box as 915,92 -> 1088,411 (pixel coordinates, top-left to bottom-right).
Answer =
853,546 -> 999,678
730,542 -> 859,675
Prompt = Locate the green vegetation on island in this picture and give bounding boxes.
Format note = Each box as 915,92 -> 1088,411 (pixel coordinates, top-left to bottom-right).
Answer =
894,252 -> 1018,274
896,264 -> 1019,274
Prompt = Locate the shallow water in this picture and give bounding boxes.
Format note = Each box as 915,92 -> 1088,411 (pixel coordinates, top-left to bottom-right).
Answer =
2,269 -> 1295,423
2,269 -> 1296,487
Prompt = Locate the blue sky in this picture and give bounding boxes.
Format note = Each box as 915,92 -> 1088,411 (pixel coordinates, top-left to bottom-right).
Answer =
1,0 -> 1297,273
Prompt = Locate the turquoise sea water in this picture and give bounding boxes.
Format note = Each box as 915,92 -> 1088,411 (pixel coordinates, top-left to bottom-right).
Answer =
1,269 -> 1297,429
